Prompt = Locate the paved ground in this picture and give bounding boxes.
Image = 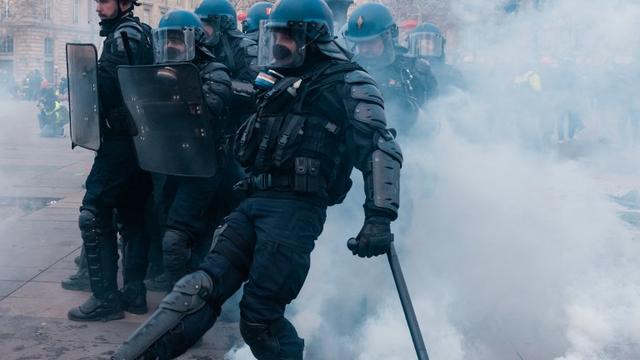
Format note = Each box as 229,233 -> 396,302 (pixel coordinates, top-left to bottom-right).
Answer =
0,101 -> 240,359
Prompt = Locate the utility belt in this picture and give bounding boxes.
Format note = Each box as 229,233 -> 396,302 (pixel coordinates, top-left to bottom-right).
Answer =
233,157 -> 326,195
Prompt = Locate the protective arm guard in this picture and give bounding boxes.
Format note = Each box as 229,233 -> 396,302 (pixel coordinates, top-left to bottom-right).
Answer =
111,271 -> 214,360
344,69 -> 402,220
200,62 -> 232,118
364,131 -> 402,219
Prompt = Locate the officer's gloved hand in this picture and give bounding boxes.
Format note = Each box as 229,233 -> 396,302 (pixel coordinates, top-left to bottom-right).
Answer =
349,216 -> 393,258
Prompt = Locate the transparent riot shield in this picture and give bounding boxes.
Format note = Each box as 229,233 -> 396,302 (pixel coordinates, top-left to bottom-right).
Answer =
66,43 -> 101,151
117,63 -> 218,177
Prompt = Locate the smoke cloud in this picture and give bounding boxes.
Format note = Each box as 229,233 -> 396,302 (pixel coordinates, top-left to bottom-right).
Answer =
227,1 -> 640,359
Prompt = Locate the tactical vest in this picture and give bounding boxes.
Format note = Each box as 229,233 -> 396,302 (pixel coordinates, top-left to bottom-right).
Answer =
99,16 -> 153,135
233,60 -> 361,205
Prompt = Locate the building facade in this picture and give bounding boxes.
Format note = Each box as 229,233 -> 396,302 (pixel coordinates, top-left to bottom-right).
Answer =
0,0 -> 200,87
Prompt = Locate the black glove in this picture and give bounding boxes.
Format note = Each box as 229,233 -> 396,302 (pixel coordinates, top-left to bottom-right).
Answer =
348,216 -> 394,258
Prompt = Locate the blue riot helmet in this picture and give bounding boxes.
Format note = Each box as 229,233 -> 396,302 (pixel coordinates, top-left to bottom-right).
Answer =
409,22 -> 446,63
195,0 -> 237,46
345,2 -> 398,68
257,0 -> 338,69
153,10 -> 204,63
242,2 -> 273,37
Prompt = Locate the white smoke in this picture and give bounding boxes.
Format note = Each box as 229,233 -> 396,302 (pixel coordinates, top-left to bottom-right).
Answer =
227,0 -> 640,359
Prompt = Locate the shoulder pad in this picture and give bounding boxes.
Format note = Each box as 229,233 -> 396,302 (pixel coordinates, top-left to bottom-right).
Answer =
114,22 -> 144,42
200,62 -> 231,82
226,29 -> 245,39
201,61 -> 229,73
353,101 -> 386,130
245,43 -> 258,57
345,70 -> 377,86
350,82 -> 384,107
413,57 -> 432,74
239,37 -> 257,48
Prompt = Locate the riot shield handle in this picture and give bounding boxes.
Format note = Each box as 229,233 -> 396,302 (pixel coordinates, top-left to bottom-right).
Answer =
347,238 -> 430,360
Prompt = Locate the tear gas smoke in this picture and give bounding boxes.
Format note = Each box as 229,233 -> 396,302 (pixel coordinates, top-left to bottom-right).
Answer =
229,0 -> 640,359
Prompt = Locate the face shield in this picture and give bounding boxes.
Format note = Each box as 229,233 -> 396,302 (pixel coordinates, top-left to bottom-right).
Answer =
347,32 -> 396,69
153,27 -> 196,64
408,32 -> 443,58
257,20 -> 307,69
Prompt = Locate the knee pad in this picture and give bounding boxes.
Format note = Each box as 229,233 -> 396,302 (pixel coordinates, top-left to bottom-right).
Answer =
162,230 -> 190,253
79,209 -> 98,235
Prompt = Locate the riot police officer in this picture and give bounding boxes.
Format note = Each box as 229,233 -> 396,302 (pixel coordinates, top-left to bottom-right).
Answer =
141,10 -> 232,292
112,0 -> 402,358
195,0 -> 258,82
408,22 -> 465,94
241,1 -> 273,42
345,2 -> 437,133
67,0 -> 153,322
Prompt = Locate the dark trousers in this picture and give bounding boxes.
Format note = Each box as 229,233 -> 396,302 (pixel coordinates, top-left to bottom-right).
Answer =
80,136 -> 151,296
151,197 -> 327,359
156,157 -> 244,281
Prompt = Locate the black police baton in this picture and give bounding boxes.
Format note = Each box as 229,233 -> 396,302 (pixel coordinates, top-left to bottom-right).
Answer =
348,238 -> 430,360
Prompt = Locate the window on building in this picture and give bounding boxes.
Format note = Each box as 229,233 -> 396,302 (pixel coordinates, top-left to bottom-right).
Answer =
44,38 -> 54,57
0,0 -> 11,19
44,0 -> 52,21
73,0 -> 80,24
0,36 -> 13,54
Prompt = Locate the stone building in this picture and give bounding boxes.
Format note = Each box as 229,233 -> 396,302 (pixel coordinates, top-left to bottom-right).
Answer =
0,0 -> 199,87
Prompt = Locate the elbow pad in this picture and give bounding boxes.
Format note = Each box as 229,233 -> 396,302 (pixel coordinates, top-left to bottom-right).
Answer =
366,131 -> 402,217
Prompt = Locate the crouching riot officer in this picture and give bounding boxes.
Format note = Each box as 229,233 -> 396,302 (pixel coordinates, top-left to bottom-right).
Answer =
346,2 -> 437,134
117,10 -> 232,292
112,0 -> 402,358
67,0 -> 154,322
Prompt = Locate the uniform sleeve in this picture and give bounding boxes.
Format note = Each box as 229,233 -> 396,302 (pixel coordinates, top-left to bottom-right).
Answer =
232,38 -> 259,82
414,57 -> 438,101
342,70 -> 402,220
200,62 -> 232,118
98,25 -> 150,126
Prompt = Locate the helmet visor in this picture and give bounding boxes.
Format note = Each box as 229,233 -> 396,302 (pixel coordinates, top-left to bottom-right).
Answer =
258,20 -> 307,69
349,33 -> 395,69
152,28 -> 196,64
408,32 -> 443,58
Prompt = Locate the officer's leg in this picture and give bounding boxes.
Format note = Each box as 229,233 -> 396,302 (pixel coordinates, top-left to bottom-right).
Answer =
145,174 -> 168,280
68,202 -> 122,321
162,176 -> 220,285
113,204 -> 256,360
118,167 -> 152,314
239,199 -> 326,360
68,138 -> 139,321
61,245 -> 90,291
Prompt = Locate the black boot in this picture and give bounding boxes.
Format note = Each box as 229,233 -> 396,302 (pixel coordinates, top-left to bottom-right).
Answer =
70,209 -> 122,322
67,292 -> 124,322
62,248 -> 90,291
60,266 -> 90,291
120,282 -> 148,315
